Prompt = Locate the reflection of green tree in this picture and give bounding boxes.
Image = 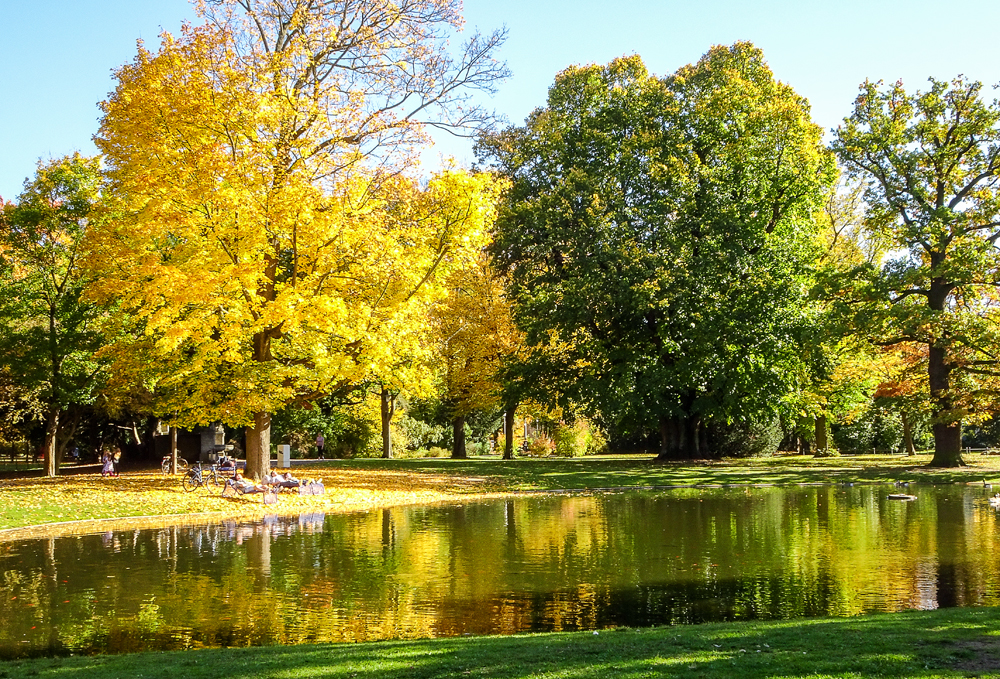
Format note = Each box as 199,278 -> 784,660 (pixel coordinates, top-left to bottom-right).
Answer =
5,488 -> 1000,656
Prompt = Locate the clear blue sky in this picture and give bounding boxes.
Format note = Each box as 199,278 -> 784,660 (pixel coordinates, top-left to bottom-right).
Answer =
3,0 -> 1000,200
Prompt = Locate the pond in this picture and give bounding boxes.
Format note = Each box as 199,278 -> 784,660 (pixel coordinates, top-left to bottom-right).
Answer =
2,484 -> 1000,657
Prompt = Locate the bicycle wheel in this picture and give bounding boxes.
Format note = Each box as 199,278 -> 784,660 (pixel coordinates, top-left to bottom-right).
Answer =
177,458 -> 189,473
206,469 -> 221,488
161,459 -> 170,474
182,475 -> 200,492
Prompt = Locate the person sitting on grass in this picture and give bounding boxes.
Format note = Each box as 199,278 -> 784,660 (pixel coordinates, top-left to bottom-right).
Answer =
232,473 -> 263,493
267,471 -> 301,489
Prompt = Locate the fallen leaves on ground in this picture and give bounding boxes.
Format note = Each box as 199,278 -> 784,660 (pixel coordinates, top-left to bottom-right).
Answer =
0,467 -> 512,539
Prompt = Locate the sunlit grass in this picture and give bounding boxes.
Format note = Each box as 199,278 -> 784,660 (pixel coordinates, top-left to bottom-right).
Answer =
0,468 -> 509,535
1,607 -> 997,678
331,452 -> 1000,491
4,454 -> 1000,536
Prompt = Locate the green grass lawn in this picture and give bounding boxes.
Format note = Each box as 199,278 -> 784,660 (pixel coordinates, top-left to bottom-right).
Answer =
2,607 -> 998,678
312,452 -> 1000,491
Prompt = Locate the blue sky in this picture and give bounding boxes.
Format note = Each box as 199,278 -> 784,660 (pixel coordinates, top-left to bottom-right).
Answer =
3,0 -> 1000,200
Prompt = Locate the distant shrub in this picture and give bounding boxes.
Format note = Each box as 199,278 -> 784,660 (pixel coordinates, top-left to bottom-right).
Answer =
524,436 -> 555,457
554,423 -> 586,457
833,406 -> 902,454
709,417 -> 782,458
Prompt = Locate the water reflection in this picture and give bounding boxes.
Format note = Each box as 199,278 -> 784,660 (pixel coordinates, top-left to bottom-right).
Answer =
2,485 -> 1000,657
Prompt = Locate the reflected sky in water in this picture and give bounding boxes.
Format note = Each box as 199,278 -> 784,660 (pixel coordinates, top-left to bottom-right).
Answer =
2,484 -> 1000,657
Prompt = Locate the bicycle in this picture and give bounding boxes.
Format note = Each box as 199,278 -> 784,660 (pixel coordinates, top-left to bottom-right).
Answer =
181,462 -> 221,492
161,456 -> 190,475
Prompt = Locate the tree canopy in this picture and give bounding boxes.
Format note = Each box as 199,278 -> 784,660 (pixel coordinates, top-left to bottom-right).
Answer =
832,76 -> 1000,466
479,44 -> 835,459
0,154 -> 105,476
87,0 -> 508,478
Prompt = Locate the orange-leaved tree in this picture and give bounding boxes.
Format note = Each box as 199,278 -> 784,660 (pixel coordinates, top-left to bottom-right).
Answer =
87,0 -> 507,479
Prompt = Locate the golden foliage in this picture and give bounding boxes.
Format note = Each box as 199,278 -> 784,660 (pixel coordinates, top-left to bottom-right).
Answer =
432,254 -> 523,416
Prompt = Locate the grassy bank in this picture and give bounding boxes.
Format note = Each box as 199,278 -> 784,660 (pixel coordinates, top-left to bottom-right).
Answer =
4,454 -> 1000,535
1,607 -> 998,678
0,466 -> 508,536
327,452 -> 1000,490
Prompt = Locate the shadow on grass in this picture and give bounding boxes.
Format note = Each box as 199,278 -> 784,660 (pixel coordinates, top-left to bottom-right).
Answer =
3,607 -> 997,678
333,455 -> 1000,492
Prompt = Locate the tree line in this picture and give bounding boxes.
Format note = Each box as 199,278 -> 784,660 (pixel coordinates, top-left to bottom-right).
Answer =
2,0 -> 999,476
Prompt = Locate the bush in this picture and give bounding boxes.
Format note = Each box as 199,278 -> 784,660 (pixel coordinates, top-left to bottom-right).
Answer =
523,435 -> 555,457
709,417 -> 782,458
554,422 -> 587,457
832,406 -> 902,454
397,415 -> 447,451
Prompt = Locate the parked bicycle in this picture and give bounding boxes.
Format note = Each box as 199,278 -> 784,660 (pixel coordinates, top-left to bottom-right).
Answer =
182,461 -> 221,492
161,456 -> 190,475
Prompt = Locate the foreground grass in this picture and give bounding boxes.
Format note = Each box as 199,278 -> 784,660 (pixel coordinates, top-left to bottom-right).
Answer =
2,607 -> 999,678
5,453 -> 1000,535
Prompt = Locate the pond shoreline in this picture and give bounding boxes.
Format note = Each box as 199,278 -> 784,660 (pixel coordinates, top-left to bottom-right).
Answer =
5,454 -> 1000,539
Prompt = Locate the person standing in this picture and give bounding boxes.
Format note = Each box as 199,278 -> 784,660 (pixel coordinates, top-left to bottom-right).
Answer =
316,433 -> 325,460
101,448 -> 115,477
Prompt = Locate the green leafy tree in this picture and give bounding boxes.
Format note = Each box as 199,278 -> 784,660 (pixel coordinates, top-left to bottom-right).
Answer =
832,76 -> 1000,467
479,44 -> 834,459
0,155 -> 105,476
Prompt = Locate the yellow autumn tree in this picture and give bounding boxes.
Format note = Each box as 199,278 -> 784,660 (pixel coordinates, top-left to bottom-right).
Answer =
86,0 -> 507,478
432,253 -> 523,458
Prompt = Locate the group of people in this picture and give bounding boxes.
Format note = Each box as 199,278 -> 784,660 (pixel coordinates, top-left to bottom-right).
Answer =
100,447 -> 121,477
228,470 -> 313,493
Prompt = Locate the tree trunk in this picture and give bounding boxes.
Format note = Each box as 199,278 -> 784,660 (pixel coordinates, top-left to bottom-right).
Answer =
656,415 -> 687,460
814,414 -> 829,456
245,411 -> 271,480
45,407 -> 59,478
380,386 -> 395,459
901,411 -> 916,456
170,426 -> 179,474
685,417 -> 702,458
503,404 -> 516,460
928,344 -> 964,467
451,414 -> 467,459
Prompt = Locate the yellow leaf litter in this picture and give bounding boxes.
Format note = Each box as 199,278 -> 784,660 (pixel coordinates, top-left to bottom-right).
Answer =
0,467 -> 514,541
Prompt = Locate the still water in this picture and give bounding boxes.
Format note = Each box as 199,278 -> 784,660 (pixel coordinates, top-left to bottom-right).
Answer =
2,484 -> 1000,657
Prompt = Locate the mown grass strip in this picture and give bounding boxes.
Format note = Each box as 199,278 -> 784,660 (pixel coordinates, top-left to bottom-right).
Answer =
328,453 -> 1000,491
1,607 -> 997,678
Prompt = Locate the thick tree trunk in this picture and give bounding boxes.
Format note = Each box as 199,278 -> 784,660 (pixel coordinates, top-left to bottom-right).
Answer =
503,404 -> 516,460
245,411 -> 271,480
685,417 -> 703,458
451,414 -> 467,459
657,414 -> 710,460
928,344 -> 964,467
380,387 -> 395,459
657,415 -> 678,460
813,414 -> 836,457
901,411 -> 916,456
45,407 -> 59,478
927,278 -> 964,467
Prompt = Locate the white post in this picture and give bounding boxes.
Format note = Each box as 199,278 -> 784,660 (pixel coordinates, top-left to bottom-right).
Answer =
279,444 -> 291,468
